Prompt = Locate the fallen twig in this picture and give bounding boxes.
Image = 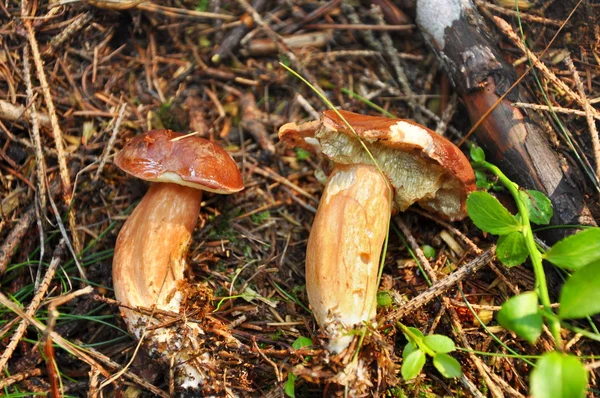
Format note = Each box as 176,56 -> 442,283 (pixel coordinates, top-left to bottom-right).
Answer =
385,248 -> 495,323
0,206 -> 35,276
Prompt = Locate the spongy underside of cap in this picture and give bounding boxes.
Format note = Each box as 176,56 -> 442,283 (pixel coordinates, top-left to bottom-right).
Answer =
151,171 -> 238,194
316,129 -> 464,219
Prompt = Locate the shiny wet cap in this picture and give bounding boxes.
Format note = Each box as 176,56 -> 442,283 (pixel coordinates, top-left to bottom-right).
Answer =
115,129 -> 244,193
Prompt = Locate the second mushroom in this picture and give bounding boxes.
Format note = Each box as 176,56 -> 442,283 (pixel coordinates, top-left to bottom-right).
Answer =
279,110 -> 475,353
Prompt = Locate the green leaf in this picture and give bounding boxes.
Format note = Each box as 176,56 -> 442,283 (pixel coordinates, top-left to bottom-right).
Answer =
544,228 -> 600,270
466,191 -> 522,235
423,335 -> 456,354
432,353 -> 462,378
530,352 -> 588,398
295,148 -> 311,161
402,341 -> 418,358
496,231 -> 529,267
496,292 -> 542,343
401,343 -> 426,380
404,326 -> 424,342
470,146 -> 486,163
284,372 -> 297,397
377,291 -> 393,307
518,190 -> 553,225
475,169 -> 497,190
292,336 -> 313,350
559,260 -> 600,319
421,245 -> 436,260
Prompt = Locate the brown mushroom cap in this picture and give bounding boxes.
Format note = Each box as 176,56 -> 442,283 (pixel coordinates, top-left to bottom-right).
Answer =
279,110 -> 476,220
115,129 -> 244,193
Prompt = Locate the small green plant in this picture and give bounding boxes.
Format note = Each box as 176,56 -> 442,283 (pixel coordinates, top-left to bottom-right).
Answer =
467,146 -> 599,398
250,210 -> 271,225
398,323 -> 462,380
285,336 -> 314,397
294,148 -> 311,161
421,245 -> 436,260
377,291 -> 394,308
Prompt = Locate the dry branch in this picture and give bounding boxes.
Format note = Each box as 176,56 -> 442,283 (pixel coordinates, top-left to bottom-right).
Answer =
413,0 -> 596,243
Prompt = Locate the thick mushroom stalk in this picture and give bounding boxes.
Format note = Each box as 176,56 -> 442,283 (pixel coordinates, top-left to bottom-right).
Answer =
307,164 -> 390,353
112,129 -> 244,390
113,182 -> 205,386
113,182 -> 202,329
279,110 -> 475,354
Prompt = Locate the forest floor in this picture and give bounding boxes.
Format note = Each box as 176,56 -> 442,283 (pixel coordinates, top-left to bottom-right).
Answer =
0,0 -> 599,397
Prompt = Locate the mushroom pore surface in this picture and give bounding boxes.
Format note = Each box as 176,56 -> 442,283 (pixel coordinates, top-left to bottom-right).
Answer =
320,130 -> 470,220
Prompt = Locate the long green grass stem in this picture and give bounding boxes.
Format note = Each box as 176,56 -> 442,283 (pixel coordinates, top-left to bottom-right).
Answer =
479,160 -> 561,347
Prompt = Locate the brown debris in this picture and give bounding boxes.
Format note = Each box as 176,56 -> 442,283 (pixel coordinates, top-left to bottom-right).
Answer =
0,0 -> 599,397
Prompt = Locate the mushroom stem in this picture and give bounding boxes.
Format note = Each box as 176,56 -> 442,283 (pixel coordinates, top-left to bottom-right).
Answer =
113,182 -> 207,387
113,182 -> 202,324
306,164 -> 391,353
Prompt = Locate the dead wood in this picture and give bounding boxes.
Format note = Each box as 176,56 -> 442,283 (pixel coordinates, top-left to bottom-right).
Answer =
413,0 -> 597,243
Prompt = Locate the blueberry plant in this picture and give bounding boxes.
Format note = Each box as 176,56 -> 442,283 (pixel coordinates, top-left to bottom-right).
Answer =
467,146 -> 600,398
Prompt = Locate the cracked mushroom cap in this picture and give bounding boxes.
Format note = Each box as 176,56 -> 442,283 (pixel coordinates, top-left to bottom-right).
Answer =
115,129 -> 244,193
279,110 -> 476,220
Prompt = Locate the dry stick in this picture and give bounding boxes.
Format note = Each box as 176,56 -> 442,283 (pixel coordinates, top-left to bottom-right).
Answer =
341,3 -> 382,52
385,248 -> 495,323
0,291 -> 110,377
512,102 -> 600,120
234,0 -> 320,90
294,93 -> 320,120
242,31 -> 332,57
435,93 -> 458,136
95,102 -> 127,180
44,11 -> 93,56
415,205 -> 523,295
136,2 -> 235,21
240,93 -> 275,154
566,56 -> 600,177
0,289 -> 168,397
304,23 -> 415,31
46,186 -> 87,281
44,286 -> 95,396
0,207 -> 35,275
493,16 -> 599,119
23,45 -> 48,289
458,374 -> 486,398
313,49 -> 423,61
0,99 -> 51,130
487,261 -> 521,295
473,0 -> 562,26
394,215 -> 438,283
88,368 -> 101,398
0,241 -> 66,371
0,368 -> 43,390
371,5 -> 424,123
445,300 -> 506,398
211,0 -> 267,63
247,164 -> 319,204
84,346 -> 168,398
281,0 -> 342,35
22,9 -> 81,255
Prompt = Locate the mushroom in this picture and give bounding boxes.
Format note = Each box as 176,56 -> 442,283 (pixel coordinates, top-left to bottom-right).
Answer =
112,129 -> 243,388
279,110 -> 475,353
